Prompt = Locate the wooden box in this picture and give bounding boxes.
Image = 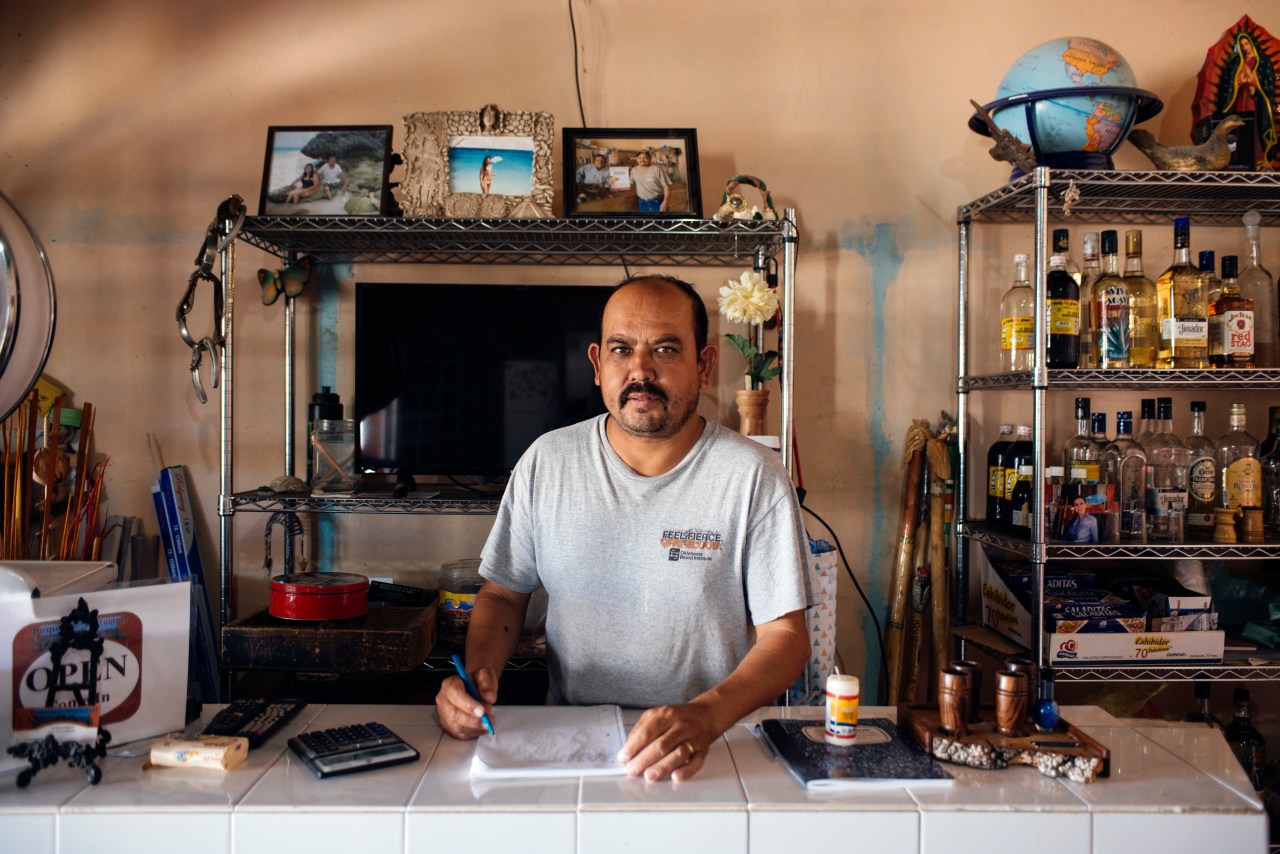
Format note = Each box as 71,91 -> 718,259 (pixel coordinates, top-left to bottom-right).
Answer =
221,605 -> 436,673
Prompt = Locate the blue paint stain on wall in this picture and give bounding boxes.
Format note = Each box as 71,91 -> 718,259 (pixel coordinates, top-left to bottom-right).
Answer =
849,220 -> 903,703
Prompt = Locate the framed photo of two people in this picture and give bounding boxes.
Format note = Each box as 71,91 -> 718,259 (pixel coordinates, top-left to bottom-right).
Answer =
259,125 -> 394,216
562,128 -> 701,218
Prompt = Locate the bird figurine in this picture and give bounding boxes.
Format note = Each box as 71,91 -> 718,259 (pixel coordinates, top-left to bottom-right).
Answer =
1126,115 -> 1246,171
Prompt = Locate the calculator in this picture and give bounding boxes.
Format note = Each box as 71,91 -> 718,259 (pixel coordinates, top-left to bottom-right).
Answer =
287,721 -> 420,779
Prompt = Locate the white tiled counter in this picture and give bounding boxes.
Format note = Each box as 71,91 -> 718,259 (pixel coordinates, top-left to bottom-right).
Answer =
0,705 -> 1266,854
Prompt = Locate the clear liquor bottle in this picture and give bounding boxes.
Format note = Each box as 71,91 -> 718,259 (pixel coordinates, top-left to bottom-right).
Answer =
1185,400 -> 1218,540
1260,407 -> 1280,538
1180,681 -> 1222,729
986,424 -> 1014,525
1101,412 -> 1147,540
1224,687 -> 1266,791
1079,232 -> 1101,369
1134,398 -> 1157,449
1145,397 -> 1188,542
1045,253 -> 1080,368
1156,217 -> 1209,369
1091,230 -> 1130,369
1199,250 -> 1222,307
1208,255 -> 1255,368
1239,211 -> 1276,368
1063,397 -> 1100,485
1123,229 -> 1159,368
1218,403 -> 1262,510
1090,411 -> 1108,447
999,253 -> 1034,373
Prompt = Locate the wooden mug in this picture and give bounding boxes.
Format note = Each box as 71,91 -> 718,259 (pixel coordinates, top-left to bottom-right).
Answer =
938,666 -> 972,736
949,660 -> 983,723
995,670 -> 1029,737
1238,506 -> 1264,544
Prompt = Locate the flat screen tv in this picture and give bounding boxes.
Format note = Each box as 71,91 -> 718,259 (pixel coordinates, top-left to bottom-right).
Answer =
354,282 -> 611,484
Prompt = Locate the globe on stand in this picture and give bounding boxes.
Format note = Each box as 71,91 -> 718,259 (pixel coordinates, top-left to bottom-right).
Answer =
969,36 -> 1163,179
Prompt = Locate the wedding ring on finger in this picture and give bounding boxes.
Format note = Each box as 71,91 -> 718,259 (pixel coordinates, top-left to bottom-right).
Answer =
680,740 -> 696,762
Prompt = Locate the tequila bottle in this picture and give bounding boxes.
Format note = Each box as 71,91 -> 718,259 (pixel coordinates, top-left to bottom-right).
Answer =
1185,401 -> 1218,540
1180,681 -> 1222,729
1134,398 -> 1157,449
1239,211 -> 1275,368
1079,232 -> 1101,369
1091,230 -> 1130,369
1145,397 -> 1188,541
1101,412 -> 1147,540
1260,407 -> 1280,538
1156,218 -> 1208,369
1062,397 -> 1099,485
1199,250 -> 1222,307
1045,254 -> 1080,368
1208,255 -> 1255,368
1091,412 -> 1108,447
1123,229 -> 1159,368
999,253 -> 1034,373
1218,403 -> 1261,510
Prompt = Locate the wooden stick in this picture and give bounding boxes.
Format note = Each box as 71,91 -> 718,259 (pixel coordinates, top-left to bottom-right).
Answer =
886,419 -> 931,705
927,435 -> 953,698
39,403 -> 60,558
21,390 -> 37,558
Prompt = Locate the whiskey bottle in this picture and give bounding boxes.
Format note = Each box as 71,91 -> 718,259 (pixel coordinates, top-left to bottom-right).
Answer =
1156,218 -> 1209,369
1224,687 -> 1266,790
1046,253 -> 1080,368
986,424 -> 1014,525
1185,401 -> 1219,540
1145,397 -> 1188,542
1062,397 -> 1100,485
1101,412 -> 1147,540
1079,232 -> 1101,369
999,253 -> 1034,373
1208,255 -> 1255,368
1218,403 -> 1262,510
1091,230 -> 1130,369
1260,407 -> 1280,538
1123,229 -> 1159,368
1180,682 -> 1222,728
1239,211 -> 1276,367
1000,425 -> 1033,528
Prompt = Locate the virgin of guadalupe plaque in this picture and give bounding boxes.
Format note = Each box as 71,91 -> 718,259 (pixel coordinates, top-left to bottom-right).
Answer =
1192,14 -> 1280,170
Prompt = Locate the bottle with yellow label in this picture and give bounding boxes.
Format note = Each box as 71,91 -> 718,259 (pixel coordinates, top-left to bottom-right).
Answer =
1218,403 -> 1262,510
1045,253 -> 1080,368
999,253 -> 1034,372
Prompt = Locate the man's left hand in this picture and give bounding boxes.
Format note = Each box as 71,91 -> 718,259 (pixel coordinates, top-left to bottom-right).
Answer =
616,703 -> 719,782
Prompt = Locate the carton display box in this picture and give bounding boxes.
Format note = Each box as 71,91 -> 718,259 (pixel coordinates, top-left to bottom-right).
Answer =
1045,629 -> 1225,665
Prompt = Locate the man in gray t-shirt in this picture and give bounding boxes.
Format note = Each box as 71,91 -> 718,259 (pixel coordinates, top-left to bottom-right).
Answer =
436,274 -> 810,783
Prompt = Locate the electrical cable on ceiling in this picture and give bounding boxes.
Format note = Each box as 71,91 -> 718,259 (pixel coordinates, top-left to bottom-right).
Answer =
567,0 -> 588,126
802,502 -> 891,706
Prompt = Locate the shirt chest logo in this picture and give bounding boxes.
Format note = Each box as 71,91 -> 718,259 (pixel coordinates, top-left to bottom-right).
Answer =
660,529 -> 723,562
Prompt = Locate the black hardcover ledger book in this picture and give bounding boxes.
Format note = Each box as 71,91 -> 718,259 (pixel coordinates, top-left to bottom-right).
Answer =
758,718 -> 954,794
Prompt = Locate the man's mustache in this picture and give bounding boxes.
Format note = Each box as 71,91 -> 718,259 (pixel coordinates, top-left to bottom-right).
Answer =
620,382 -> 667,406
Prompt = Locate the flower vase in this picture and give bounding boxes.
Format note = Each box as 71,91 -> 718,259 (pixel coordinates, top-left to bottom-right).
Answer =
735,388 -> 770,436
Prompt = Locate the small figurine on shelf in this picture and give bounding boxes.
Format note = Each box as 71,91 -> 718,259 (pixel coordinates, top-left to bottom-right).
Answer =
711,175 -> 778,222
258,254 -> 318,306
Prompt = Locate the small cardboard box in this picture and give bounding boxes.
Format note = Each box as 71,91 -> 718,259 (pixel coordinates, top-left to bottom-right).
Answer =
979,556 -> 1034,648
1045,629 -> 1225,665
1,579 -> 191,772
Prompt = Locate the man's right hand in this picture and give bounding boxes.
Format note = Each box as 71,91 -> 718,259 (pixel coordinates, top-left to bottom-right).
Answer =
435,667 -> 498,739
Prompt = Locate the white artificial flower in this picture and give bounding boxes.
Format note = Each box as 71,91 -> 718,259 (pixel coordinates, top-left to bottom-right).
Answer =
717,270 -> 778,325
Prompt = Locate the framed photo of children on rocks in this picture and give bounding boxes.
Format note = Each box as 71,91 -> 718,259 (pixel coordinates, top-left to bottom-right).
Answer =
258,125 -> 394,216
562,128 -> 701,218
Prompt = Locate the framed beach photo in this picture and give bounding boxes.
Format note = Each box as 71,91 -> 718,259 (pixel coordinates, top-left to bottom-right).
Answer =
562,128 -> 701,218
399,104 -> 554,218
258,125 -> 393,216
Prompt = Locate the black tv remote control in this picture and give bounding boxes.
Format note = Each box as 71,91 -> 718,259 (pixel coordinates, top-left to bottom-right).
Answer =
202,699 -> 307,749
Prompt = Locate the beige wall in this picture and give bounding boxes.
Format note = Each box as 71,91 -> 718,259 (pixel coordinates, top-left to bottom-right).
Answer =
0,0 -> 1268,704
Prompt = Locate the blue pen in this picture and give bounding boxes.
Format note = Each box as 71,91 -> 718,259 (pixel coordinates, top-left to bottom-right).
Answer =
451,654 -> 496,735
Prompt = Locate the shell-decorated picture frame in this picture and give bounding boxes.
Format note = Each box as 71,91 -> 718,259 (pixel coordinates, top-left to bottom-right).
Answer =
398,104 -> 554,218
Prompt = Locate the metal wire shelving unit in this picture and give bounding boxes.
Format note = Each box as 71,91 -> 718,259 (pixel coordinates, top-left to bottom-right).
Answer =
954,168 -> 1280,685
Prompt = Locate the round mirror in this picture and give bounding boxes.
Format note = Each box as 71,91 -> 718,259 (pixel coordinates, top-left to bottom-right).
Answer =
0,192 -> 56,422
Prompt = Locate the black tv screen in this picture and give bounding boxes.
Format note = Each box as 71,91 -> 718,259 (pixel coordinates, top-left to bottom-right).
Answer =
354,282 -> 611,479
